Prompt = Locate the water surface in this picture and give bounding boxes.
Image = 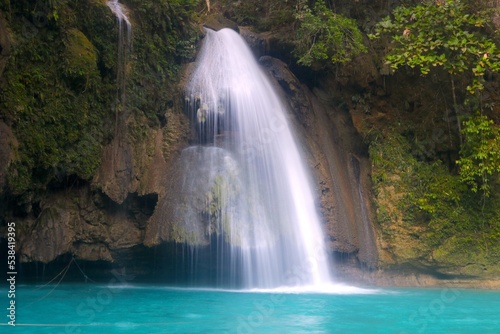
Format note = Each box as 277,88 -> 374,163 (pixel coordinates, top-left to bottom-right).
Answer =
3,284 -> 499,333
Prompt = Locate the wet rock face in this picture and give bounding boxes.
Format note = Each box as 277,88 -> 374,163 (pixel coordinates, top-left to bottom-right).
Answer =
145,146 -> 241,247
18,206 -> 75,264
258,55 -> 378,268
93,131 -> 135,205
203,14 -> 239,32
92,106 -> 190,201
93,127 -> 159,204
239,27 -> 267,58
17,187 -> 157,264
259,56 -> 311,129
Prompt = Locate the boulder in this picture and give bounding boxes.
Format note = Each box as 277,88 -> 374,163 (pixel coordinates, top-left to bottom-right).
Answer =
203,14 -> 239,32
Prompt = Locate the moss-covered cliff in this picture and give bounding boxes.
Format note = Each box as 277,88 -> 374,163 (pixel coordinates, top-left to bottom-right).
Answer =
0,0 -> 196,265
0,0 -> 197,200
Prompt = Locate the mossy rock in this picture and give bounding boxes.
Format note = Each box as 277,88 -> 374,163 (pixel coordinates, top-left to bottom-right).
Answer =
63,29 -> 99,81
432,235 -> 500,276
203,14 -> 239,32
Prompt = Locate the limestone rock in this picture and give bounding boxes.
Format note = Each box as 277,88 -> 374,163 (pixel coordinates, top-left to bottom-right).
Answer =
260,56 -> 379,268
73,243 -> 113,262
16,185 -> 157,264
93,130 -> 134,204
239,26 -> 267,58
18,202 -> 76,263
92,113 -> 181,203
203,14 -> 239,32
259,56 -> 311,129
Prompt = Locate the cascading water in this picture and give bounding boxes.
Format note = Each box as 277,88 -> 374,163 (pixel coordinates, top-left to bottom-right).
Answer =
105,0 -> 132,176
106,0 -> 131,112
180,28 -> 332,289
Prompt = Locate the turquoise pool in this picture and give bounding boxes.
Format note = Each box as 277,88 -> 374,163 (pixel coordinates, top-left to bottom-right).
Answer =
2,284 -> 500,333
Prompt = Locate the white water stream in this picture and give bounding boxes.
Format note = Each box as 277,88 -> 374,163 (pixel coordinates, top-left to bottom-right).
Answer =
106,0 -> 131,108
179,28 -> 332,289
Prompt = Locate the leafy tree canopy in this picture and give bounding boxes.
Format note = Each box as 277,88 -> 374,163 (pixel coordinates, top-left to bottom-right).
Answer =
294,0 -> 367,67
370,0 -> 500,93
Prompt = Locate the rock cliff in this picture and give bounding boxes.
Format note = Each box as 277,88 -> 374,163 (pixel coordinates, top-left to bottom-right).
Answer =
1,1 -> 499,287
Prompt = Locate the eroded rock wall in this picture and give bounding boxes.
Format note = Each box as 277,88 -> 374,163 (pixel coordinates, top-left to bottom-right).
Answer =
3,18 -> 379,279
258,55 -> 378,269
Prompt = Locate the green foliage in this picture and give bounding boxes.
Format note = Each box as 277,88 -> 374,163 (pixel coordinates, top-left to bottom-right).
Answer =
370,0 -> 500,93
294,0 -> 367,67
368,1 -> 500,268
125,0 -> 199,125
214,0 -> 366,68
63,28 -> 99,88
0,0 -> 199,201
0,0 -> 117,195
457,114 -> 500,197
370,130 -> 500,250
214,0 -> 297,29
216,0 -> 263,26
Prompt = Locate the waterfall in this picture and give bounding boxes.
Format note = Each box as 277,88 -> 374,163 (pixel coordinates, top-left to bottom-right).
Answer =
178,28 -> 332,289
106,0 -> 131,114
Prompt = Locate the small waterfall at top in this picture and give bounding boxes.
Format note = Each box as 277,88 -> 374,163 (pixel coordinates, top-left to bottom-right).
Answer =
106,0 -> 131,122
179,28 -> 332,289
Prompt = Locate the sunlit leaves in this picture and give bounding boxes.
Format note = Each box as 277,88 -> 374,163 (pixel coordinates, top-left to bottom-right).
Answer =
369,0 -> 500,93
457,114 -> 500,197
